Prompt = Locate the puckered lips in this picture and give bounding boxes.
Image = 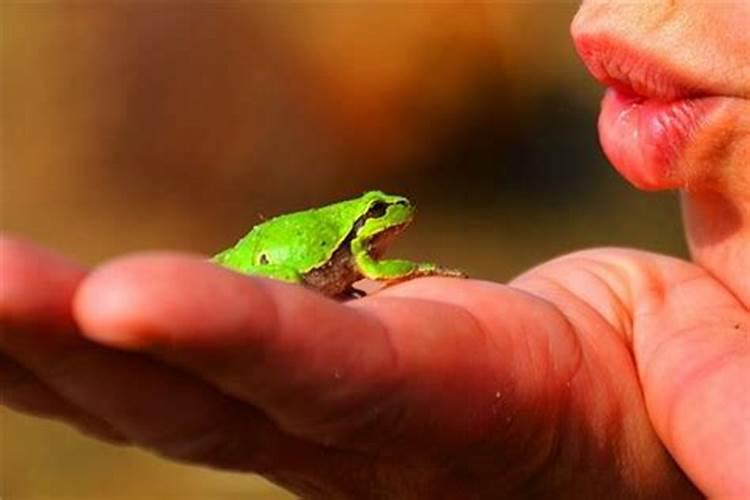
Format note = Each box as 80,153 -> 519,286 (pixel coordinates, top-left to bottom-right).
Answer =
573,36 -> 725,190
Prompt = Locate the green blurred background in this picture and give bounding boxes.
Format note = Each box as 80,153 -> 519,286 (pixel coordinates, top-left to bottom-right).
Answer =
1,2 -> 686,498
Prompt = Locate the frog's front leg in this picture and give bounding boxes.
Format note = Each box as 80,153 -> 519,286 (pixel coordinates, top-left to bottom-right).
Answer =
350,238 -> 464,282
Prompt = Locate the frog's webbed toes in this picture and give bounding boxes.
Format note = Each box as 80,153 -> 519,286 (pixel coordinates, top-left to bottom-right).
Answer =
414,263 -> 467,279
437,268 -> 468,279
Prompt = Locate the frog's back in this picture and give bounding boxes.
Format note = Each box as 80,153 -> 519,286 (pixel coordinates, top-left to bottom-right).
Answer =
217,198 -> 366,274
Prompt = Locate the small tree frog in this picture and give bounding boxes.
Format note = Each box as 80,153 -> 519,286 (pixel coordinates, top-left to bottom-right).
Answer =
213,190 -> 465,297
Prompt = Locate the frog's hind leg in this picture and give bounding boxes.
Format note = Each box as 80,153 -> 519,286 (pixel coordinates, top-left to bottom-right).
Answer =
241,264 -> 303,284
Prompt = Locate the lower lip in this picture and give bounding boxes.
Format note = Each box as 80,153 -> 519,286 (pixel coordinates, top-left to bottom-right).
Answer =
598,87 -> 719,189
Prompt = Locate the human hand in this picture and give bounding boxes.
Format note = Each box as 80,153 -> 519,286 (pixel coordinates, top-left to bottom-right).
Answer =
2,234 -> 746,498
4,1 -> 750,498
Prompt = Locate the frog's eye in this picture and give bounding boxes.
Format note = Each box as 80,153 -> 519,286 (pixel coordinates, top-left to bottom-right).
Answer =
259,253 -> 270,265
368,201 -> 388,218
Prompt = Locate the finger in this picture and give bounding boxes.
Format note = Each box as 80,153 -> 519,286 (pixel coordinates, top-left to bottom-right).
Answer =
0,236 -> 123,441
524,248 -> 749,496
75,253 -> 405,445
4,328 -> 337,473
1,342 -> 373,498
1,321 -> 369,492
0,234 -> 85,332
633,266 -> 750,498
0,354 -> 126,443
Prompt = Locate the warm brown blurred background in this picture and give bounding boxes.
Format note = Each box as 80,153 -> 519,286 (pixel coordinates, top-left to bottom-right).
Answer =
2,2 -> 686,498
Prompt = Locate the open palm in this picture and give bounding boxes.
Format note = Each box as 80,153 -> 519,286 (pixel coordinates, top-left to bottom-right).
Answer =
2,235 -> 747,498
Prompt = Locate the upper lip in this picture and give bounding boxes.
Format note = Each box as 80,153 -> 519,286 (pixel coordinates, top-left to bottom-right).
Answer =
573,35 -> 706,100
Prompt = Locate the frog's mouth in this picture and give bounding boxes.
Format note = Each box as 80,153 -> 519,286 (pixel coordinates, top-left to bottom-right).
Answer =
368,221 -> 410,259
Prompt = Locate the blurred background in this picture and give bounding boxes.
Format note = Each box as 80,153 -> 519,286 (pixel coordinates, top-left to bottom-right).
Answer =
2,2 -> 686,498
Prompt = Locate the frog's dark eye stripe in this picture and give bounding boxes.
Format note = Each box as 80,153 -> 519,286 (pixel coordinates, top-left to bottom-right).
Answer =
368,201 -> 388,218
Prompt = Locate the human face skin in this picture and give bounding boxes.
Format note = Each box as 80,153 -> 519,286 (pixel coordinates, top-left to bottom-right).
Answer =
571,0 -> 750,307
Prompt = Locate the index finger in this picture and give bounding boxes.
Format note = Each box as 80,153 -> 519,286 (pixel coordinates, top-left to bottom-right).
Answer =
74,254 -> 405,443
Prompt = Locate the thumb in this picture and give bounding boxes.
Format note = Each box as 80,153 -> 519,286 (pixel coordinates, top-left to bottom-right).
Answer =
633,254 -> 750,498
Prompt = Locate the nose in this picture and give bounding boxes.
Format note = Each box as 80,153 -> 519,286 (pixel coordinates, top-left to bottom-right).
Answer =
571,0 -> 678,47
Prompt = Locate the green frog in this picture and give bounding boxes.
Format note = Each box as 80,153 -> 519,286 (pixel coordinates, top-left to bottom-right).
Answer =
213,191 -> 465,297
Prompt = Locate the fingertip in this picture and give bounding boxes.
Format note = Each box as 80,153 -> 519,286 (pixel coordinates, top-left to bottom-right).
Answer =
73,254 -> 156,349
73,252 -> 278,349
0,234 -> 85,330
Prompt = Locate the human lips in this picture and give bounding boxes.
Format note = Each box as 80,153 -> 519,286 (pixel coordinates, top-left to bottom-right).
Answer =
574,36 -> 724,189
574,36 -> 706,100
